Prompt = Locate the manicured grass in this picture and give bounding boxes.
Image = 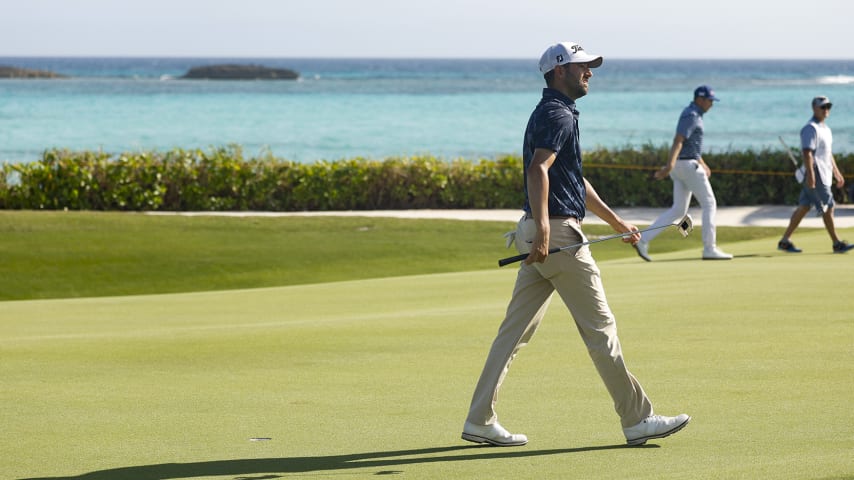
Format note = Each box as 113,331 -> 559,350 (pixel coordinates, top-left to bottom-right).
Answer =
0,210 -> 514,300
0,211 -> 782,300
3,227 -> 853,479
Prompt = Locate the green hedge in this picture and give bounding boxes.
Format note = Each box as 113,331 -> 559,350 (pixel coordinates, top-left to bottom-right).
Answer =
1,145 -> 852,211
583,144 -> 854,207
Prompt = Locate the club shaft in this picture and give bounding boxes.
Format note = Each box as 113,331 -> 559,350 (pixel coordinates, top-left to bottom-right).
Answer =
778,136 -> 800,167
497,222 -> 676,267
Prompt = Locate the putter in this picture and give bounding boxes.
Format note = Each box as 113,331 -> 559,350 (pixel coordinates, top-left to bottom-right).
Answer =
498,214 -> 694,267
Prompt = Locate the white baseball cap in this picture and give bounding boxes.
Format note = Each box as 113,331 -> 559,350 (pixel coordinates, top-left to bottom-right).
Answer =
538,42 -> 603,73
812,96 -> 832,108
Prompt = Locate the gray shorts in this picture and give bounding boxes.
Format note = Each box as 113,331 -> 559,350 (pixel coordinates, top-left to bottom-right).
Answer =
799,178 -> 834,214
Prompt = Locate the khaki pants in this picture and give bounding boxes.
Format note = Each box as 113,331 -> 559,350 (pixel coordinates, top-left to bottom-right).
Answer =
466,216 -> 653,428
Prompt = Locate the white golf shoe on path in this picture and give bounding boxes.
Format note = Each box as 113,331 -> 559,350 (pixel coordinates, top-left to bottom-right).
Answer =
462,421 -> 528,446
623,414 -> 691,446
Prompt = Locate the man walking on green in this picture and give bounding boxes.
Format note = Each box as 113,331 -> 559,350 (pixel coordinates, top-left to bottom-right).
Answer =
635,85 -> 732,261
461,41 -> 690,448
778,96 -> 854,254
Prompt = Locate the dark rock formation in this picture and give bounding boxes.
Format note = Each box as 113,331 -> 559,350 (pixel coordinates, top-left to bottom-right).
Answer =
0,66 -> 67,78
180,64 -> 299,80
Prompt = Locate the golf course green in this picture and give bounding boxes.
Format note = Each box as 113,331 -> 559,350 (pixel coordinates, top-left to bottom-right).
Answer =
1,211 -> 852,479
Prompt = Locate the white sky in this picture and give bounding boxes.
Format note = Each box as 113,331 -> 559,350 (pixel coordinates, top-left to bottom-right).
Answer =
1,0 -> 852,59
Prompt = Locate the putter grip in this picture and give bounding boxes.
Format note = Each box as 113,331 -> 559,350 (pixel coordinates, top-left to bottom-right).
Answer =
498,247 -> 560,267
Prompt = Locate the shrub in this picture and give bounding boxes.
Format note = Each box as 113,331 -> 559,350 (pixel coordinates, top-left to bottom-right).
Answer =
2,145 -> 851,211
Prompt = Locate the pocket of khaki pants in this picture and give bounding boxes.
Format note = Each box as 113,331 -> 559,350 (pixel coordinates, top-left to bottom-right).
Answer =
516,218 -> 535,254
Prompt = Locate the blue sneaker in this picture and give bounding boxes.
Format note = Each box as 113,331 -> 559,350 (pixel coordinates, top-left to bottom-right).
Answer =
833,240 -> 854,253
778,240 -> 802,253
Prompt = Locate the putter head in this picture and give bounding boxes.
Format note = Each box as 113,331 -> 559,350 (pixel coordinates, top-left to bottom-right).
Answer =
677,214 -> 694,238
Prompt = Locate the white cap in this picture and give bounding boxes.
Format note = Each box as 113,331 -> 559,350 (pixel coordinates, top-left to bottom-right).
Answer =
538,42 -> 603,73
812,96 -> 832,108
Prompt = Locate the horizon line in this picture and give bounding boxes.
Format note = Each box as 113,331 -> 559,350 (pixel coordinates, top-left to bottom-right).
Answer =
2,54 -> 854,62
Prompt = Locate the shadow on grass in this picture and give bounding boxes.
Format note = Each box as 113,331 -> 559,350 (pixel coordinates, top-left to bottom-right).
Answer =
19,443 -> 655,480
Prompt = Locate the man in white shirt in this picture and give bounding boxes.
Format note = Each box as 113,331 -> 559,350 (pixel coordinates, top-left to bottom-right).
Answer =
778,96 -> 854,254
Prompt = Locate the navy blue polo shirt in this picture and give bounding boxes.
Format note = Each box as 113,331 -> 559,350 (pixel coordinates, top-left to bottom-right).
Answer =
676,102 -> 705,160
522,88 -> 586,219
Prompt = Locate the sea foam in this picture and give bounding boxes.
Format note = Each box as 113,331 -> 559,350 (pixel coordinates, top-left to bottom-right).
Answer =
817,75 -> 854,85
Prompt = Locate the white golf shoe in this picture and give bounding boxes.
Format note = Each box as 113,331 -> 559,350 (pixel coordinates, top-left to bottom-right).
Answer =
623,414 -> 691,446
462,421 -> 528,446
702,246 -> 733,260
634,241 -> 652,262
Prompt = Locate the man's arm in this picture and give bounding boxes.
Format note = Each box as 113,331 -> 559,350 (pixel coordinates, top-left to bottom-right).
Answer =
801,125 -> 818,189
830,153 -> 845,188
802,149 -> 816,189
524,148 -> 556,264
697,156 -> 712,177
585,178 -> 641,245
655,134 -> 685,180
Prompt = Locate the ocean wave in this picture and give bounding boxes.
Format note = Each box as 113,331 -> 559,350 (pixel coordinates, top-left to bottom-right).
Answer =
817,75 -> 854,85
752,75 -> 854,86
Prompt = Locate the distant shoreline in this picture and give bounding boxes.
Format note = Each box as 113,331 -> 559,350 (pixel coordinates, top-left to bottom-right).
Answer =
2,55 -> 854,60
0,65 -> 67,78
1,56 -> 853,80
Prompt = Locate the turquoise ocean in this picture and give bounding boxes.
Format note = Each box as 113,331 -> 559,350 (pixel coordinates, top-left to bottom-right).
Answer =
1,57 -> 852,164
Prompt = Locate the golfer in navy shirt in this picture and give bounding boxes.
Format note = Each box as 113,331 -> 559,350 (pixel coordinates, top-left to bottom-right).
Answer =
461,41 -> 690,447
635,85 -> 733,261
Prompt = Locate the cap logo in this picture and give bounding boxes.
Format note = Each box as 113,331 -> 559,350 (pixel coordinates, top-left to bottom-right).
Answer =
570,44 -> 584,53
556,54 -> 564,63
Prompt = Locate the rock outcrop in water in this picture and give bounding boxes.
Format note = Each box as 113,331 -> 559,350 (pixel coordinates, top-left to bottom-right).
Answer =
180,64 -> 299,80
0,66 -> 67,78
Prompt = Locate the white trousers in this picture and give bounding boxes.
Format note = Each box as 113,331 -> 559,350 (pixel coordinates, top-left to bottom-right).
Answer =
644,160 -> 718,249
